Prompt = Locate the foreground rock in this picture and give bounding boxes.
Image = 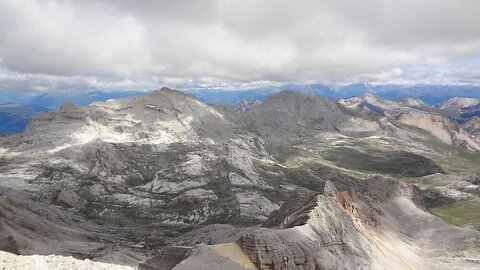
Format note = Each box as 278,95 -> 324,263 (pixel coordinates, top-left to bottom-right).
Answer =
148,177 -> 480,270
0,250 -> 134,270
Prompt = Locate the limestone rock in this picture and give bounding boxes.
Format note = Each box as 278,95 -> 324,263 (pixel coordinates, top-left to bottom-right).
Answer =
54,189 -> 87,209
138,246 -> 192,270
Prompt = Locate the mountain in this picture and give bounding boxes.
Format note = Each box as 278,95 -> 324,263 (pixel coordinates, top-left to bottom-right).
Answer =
0,88 -> 479,268
0,251 -> 135,270
397,111 -> 480,151
233,99 -> 261,112
0,112 -> 30,135
0,90 -> 149,109
339,93 -> 405,116
0,90 -> 149,134
439,97 -> 480,110
183,84 -> 480,106
397,97 -> 428,108
0,103 -> 51,135
184,84 -> 339,105
0,103 -> 50,118
435,97 -> 480,124
464,117 -> 480,140
157,178 -> 480,269
337,94 -> 480,151
246,91 -> 350,134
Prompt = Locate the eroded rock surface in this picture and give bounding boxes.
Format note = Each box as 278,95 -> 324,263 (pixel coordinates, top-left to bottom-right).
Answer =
151,178 -> 480,270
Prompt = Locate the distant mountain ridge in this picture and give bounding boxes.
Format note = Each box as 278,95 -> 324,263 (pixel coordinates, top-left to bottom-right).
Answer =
0,90 -> 149,109
0,90 -> 149,135
183,83 -> 480,105
0,103 -> 51,135
1,84 -> 480,108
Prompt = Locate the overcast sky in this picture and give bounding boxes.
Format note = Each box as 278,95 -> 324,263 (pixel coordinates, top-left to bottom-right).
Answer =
0,0 -> 480,92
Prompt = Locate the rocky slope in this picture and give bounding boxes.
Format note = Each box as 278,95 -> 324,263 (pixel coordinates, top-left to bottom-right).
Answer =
439,97 -> 480,110
438,97 -> 480,123
464,117 -> 480,140
246,91 -> 350,135
233,99 -> 261,113
0,250 -> 135,270
339,93 -> 480,150
397,111 -> 480,151
1,88 -> 480,269
398,97 -> 428,108
149,177 -> 480,270
339,93 -> 405,117
0,88 -> 364,260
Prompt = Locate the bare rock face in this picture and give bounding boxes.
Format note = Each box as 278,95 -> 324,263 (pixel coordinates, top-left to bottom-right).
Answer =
138,247 -> 192,270
155,177 -> 479,270
0,250 -> 135,270
247,91 -> 349,134
234,99 -> 261,113
355,175 -> 426,209
439,97 -> 480,110
171,244 -> 251,270
464,116 -> 480,140
398,98 -> 428,108
0,187 -> 143,265
397,110 -> 480,151
2,89 -> 480,270
237,182 -> 371,270
261,191 -> 319,229
54,189 -> 88,209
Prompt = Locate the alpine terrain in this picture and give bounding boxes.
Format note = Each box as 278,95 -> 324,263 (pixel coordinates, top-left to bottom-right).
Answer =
0,87 -> 479,269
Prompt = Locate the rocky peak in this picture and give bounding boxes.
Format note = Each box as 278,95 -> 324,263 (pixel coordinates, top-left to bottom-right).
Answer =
398,97 -> 427,108
151,87 -> 198,100
233,99 -> 261,113
249,91 -> 349,132
59,102 -> 81,112
439,97 -> 480,110
339,93 -> 403,117
397,110 -> 480,151
463,116 -> 480,139
236,177 -> 427,270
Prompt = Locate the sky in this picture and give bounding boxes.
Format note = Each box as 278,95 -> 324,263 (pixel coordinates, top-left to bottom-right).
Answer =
0,0 -> 480,92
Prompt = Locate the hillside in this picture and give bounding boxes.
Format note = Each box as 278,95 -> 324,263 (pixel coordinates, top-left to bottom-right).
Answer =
0,88 -> 479,269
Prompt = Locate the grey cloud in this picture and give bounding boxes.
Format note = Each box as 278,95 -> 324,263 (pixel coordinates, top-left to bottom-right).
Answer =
0,0 -> 479,92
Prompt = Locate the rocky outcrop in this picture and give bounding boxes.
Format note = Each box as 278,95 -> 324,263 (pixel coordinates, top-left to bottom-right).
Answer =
397,110 -> 480,151
0,187 -> 142,265
139,247 -> 192,270
155,177 -> 480,270
247,91 -> 349,134
463,116 -> 480,140
54,189 -> 88,209
339,93 -> 405,117
439,97 -> 480,110
1,88 -> 480,269
0,250 -> 135,270
398,98 -> 428,108
237,182 -> 371,270
234,99 -> 261,113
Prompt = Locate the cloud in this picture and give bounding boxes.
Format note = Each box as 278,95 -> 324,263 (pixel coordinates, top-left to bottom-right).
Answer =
0,0 -> 479,91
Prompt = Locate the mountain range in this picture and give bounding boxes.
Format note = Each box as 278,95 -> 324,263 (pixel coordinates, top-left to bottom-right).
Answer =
2,84 -> 480,136
0,87 -> 480,269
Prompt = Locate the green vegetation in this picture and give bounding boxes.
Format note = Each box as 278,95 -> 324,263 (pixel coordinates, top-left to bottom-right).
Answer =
429,198 -> 480,227
323,147 -> 443,177
395,121 -> 480,175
